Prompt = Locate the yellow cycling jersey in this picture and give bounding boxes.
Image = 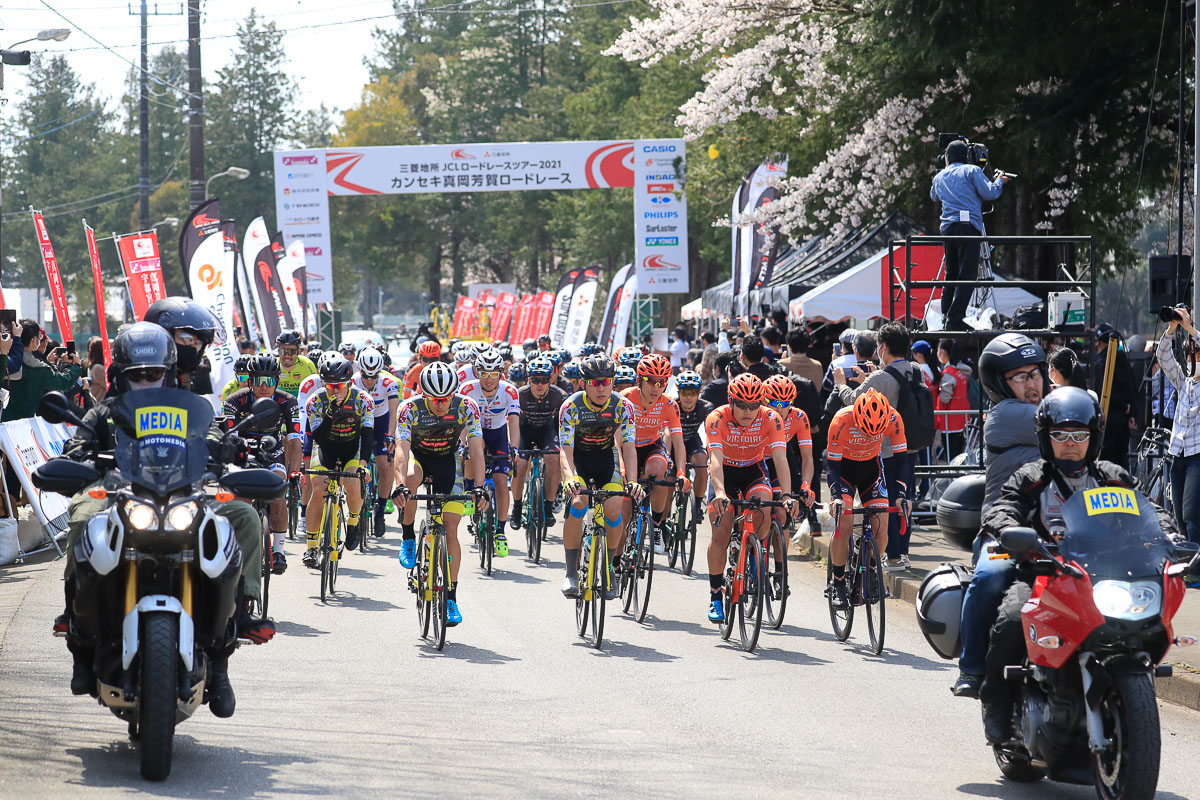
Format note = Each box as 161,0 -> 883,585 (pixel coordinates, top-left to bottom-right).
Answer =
221,378 -> 246,402
278,355 -> 317,396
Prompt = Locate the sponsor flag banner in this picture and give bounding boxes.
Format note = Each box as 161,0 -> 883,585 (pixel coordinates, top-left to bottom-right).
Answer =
613,272 -> 638,350
82,222 -> 112,366
747,158 -> 788,293
233,226 -> 263,344
277,240 -> 307,336
532,290 -> 555,338
468,282 -> 516,301
115,229 -> 167,321
633,139 -> 689,293
187,225 -> 237,395
269,232 -> 297,329
242,217 -> 284,344
30,210 -> 73,344
451,296 -> 478,338
562,268 -> 599,354
179,199 -> 222,294
598,263 -> 632,351
731,165 -> 754,317
549,268 -> 581,346
509,294 -> 534,344
490,291 -> 516,342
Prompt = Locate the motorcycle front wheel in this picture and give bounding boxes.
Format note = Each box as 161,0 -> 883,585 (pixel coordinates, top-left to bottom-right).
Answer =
1093,671 -> 1160,800
139,612 -> 179,781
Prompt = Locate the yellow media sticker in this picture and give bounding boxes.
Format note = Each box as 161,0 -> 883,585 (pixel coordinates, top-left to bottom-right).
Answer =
1083,487 -> 1139,516
135,406 -> 188,439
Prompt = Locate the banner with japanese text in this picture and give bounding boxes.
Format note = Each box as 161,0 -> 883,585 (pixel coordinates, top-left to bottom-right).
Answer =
115,230 -> 167,321
509,294 -> 534,344
82,222 -> 111,366
489,291 -> 516,341
451,296 -> 478,338
532,290 -> 555,338
30,210 -> 73,344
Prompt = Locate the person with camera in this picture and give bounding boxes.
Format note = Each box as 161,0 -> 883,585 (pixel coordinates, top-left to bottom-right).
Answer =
929,140 -> 1010,331
5,319 -> 82,421
1157,306 -> 1200,546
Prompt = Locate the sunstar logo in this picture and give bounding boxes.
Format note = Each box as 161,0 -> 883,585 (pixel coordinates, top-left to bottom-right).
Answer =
136,407 -> 187,439
451,149 -> 477,159
192,213 -> 218,228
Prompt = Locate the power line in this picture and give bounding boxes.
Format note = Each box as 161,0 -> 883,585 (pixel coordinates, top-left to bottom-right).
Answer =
9,107 -> 101,141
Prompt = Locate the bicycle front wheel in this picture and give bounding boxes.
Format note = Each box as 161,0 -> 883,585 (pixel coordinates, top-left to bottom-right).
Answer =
683,498 -> 697,575
827,551 -> 853,641
862,536 -> 886,655
591,531 -> 607,649
417,527 -> 431,639
668,497 -> 684,569
483,484 -> 496,574
576,526 -> 593,637
737,535 -> 764,652
528,475 -> 543,563
634,515 -> 655,624
319,498 -> 336,603
620,520 -> 641,614
287,479 -> 299,541
431,533 -> 448,651
719,541 -> 737,642
260,512 -> 272,618
765,521 -> 788,629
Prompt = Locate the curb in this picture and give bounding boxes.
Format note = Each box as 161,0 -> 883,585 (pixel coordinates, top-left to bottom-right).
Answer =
790,530 -> 1200,714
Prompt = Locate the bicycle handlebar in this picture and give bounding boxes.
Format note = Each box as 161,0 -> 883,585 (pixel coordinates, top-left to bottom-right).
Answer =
300,468 -> 367,482
516,448 -> 559,457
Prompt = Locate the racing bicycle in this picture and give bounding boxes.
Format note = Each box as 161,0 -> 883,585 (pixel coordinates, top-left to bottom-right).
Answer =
825,503 -> 894,655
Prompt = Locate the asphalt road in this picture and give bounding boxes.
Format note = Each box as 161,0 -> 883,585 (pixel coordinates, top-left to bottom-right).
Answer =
2,514 -> 1200,799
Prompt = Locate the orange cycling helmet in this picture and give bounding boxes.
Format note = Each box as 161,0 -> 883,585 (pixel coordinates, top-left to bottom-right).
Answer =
636,353 -> 672,381
853,389 -> 891,437
418,341 -> 442,360
728,373 -> 765,405
763,374 -> 796,404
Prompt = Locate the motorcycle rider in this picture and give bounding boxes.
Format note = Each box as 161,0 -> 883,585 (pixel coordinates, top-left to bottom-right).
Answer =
976,387 -> 1181,744
142,296 -> 226,392
56,322 -> 265,717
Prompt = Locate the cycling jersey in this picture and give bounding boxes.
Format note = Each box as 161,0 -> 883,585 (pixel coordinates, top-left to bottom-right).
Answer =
620,386 -> 682,447
704,405 -> 786,468
297,372 -> 323,434
678,398 -> 714,442
517,384 -> 567,432
780,406 -> 813,448
825,405 -> 906,463
278,355 -> 317,396
220,378 -> 246,402
402,361 -> 423,399
222,387 -> 301,469
304,386 -> 375,462
396,394 -> 482,457
458,379 -> 520,430
455,363 -> 476,386
558,391 -> 636,452
353,371 -> 400,419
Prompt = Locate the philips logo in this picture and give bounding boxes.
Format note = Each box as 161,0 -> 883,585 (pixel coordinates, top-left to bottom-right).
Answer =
643,211 -> 679,219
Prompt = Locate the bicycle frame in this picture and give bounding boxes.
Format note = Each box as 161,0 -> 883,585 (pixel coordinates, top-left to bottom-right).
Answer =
717,496 -> 785,603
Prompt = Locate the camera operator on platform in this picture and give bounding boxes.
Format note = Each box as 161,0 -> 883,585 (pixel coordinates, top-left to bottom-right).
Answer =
929,140 -> 1010,331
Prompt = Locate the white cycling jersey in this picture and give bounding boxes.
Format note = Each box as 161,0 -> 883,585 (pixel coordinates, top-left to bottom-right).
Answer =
353,371 -> 399,419
297,372 -> 323,433
458,378 -> 520,430
455,363 -> 477,387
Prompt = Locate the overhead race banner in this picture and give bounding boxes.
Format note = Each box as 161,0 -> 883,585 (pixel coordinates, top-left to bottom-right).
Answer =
82,222 -> 111,366
114,229 -> 167,321
598,263 -> 632,351
30,210 -> 73,345
273,139 -> 690,305
179,198 -> 222,295
562,267 -> 599,354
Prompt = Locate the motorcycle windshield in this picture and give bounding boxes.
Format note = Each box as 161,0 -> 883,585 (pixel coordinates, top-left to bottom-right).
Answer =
112,388 -> 214,496
1058,487 -> 1171,581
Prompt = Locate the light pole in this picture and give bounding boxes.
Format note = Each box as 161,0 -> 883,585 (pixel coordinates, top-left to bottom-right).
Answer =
0,29 -> 71,287
204,166 -> 250,200
151,216 -> 180,229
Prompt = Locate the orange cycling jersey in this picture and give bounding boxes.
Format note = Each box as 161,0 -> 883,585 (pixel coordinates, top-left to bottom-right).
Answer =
402,361 -> 423,399
620,387 -> 682,447
781,406 -> 813,448
825,404 -> 907,462
704,405 -> 786,467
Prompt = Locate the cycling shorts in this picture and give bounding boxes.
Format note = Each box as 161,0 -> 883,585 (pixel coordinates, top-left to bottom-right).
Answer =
724,461 -> 772,500
372,416 -> 394,458
308,451 -> 365,477
635,439 -> 669,477
683,434 -> 706,461
830,456 -> 888,508
480,427 -> 511,474
411,449 -> 466,517
573,447 -> 623,491
517,426 -> 559,454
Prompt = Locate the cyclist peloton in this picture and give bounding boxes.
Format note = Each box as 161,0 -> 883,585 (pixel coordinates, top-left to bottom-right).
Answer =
675,370 -> 713,522
507,361 -> 527,390
221,355 -> 253,402
704,373 -> 798,622
297,352 -> 339,514
510,357 -> 566,532
621,353 -> 691,553
824,389 -> 906,610
353,347 -> 400,535
394,362 -> 488,626
458,347 -> 521,556
302,355 -> 375,563
558,354 -> 644,600
275,329 -> 317,397
338,341 -> 359,368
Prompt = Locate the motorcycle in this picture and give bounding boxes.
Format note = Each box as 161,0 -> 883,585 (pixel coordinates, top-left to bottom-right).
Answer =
34,388 -> 285,781
991,486 -> 1199,799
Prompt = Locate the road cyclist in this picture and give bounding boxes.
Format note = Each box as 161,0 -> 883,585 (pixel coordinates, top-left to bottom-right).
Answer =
510,356 -> 566,537
458,347 -> 521,556
353,346 -> 400,536
275,329 -> 317,397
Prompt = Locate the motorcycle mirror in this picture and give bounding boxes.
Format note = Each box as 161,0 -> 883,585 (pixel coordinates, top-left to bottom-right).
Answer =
1170,540 -> 1200,563
33,457 -> 100,494
999,526 -> 1039,556
249,397 -> 281,430
37,391 -> 84,427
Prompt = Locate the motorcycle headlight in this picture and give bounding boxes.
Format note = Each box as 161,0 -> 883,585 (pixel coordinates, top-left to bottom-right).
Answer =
1093,580 -> 1161,621
124,499 -> 158,531
166,500 -> 199,532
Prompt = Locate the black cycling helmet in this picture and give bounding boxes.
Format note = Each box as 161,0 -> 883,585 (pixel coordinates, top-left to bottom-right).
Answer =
234,354 -> 252,374
978,332 -> 1048,403
578,354 -> 616,380
276,329 -> 302,347
578,342 -> 602,358
319,356 -> 353,383
247,354 -> 281,377
1035,387 -> 1103,475
111,321 -> 177,394
143,297 -> 225,347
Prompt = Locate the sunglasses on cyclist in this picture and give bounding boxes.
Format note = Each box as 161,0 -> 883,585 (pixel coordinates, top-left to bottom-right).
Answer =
124,367 -> 166,383
326,381 -> 348,391
477,370 -> 501,379
529,377 -> 550,385
278,347 -> 300,356
1048,429 -> 1090,443
733,401 -> 760,412
640,378 -> 667,388
766,399 -> 790,409
249,375 -> 278,388
585,378 -> 612,388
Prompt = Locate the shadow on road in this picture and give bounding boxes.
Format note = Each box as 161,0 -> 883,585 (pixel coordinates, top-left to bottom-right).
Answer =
642,616 -> 719,638
737,642 -> 832,666
417,641 -> 520,664
272,619 -> 329,638
479,568 -> 546,585
322,592 -> 400,612
573,638 -> 680,662
333,567 -> 382,579
955,779 -> 1186,799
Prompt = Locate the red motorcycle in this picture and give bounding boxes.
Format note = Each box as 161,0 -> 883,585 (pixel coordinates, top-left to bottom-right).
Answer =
995,486 -> 1199,799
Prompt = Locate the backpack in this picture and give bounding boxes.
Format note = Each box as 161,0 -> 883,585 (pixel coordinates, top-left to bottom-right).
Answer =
885,361 -> 936,452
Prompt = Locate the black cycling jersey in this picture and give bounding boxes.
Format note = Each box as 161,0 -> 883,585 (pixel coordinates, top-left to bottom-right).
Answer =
678,398 -> 713,441
221,387 -> 301,465
518,384 -> 567,432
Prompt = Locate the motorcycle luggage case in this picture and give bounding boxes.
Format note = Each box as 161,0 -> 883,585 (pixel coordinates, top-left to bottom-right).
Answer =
935,473 -> 985,552
916,562 -> 973,660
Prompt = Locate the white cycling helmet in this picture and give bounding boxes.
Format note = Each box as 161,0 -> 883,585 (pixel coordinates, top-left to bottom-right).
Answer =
452,342 -> 472,364
420,361 -> 459,398
357,346 -> 384,377
475,347 -> 504,373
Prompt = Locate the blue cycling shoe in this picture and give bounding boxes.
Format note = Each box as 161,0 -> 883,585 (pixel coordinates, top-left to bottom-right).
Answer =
399,540 -> 417,569
446,600 -> 462,626
708,599 -> 725,623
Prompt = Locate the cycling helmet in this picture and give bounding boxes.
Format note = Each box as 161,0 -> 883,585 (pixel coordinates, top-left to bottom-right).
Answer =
578,354 -> 617,380
728,373 -> 765,405
418,340 -> 442,360
475,348 -> 504,374
538,334 -> 552,345
522,338 -> 537,352
508,362 -> 527,383
497,345 -> 513,360
452,342 -> 473,364
234,354 -> 252,374
472,342 -> 492,358
545,349 -> 565,367
1035,386 -> 1103,473
978,332 -> 1048,403
615,365 -> 637,386
618,348 -> 642,368
763,374 -> 797,404
675,370 -> 702,390
563,363 -> 581,381
853,389 -> 891,437
306,342 -> 324,359
527,358 -> 554,378
143,296 -> 226,346
247,354 -> 281,377
636,353 -> 672,381
338,341 -> 357,357
320,354 -> 353,383
358,346 -> 384,377
111,321 -> 177,393
275,329 -> 302,347
559,349 -> 573,364
578,342 -> 602,358
420,361 -> 459,398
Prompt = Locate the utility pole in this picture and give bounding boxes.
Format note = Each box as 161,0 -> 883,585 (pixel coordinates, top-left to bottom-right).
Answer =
130,3 -> 183,229
187,0 -> 205,209
1194,0 -> 1199,314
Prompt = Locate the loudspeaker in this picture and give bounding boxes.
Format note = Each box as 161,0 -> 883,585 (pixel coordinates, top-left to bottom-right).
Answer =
1149,254 -> 1190,312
